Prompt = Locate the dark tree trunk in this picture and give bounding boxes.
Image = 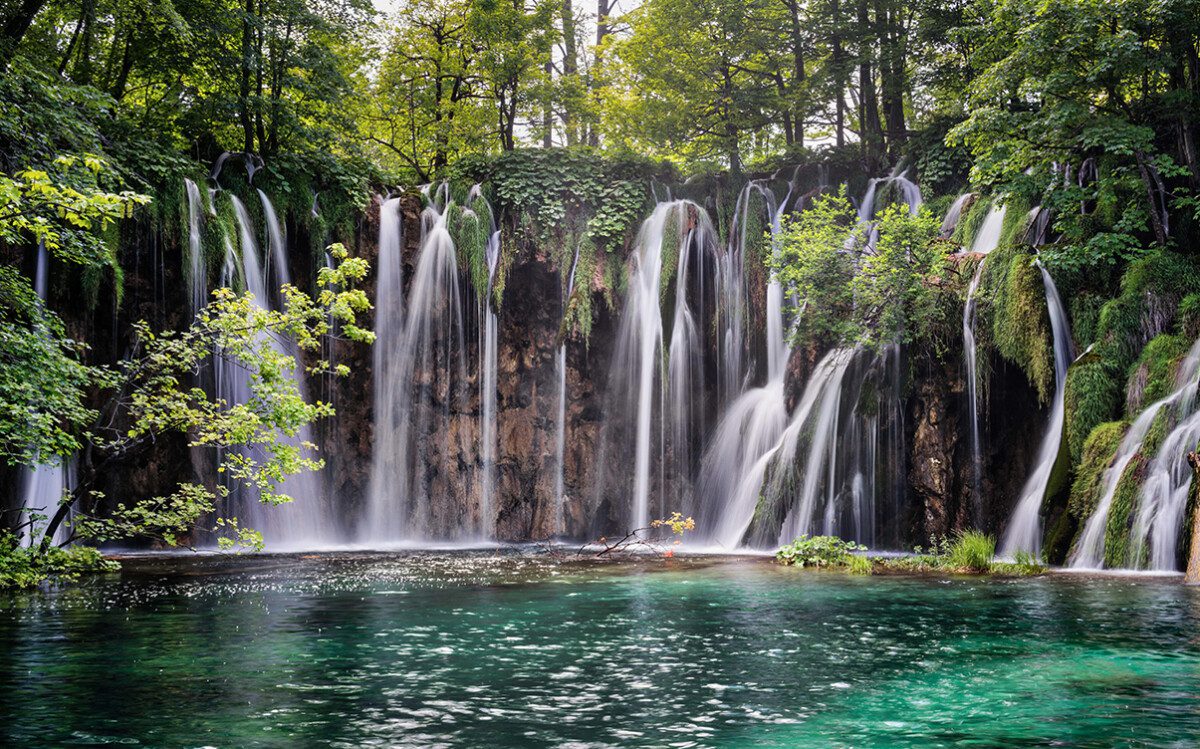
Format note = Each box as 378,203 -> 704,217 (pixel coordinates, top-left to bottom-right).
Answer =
785,0 -> 805,147
0,0 -> 47,71
831,0 -> 845,148
240,0 -> 256,153
561,0 -> 578,145
857,0 -> 883,168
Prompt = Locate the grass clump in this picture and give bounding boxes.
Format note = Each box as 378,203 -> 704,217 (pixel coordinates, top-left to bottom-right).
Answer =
947,530 -> 996,572
776,535 -> 865,568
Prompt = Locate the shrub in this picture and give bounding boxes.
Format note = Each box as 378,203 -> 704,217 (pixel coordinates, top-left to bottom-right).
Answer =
776,535 -> 865,568
0,532 -> 119,589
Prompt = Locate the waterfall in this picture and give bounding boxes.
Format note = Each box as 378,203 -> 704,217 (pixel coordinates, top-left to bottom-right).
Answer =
216,195 -> 334,548
970,203 -> 1007,255
554,239 -> 583,535
699,175 -> 913,549
600,200 -> 719,532
962,260 -> 986,515
1119,340 -> 1200,570
185,178 -> 206,312
999,263 -> 1073,557
468,186 -> 501,539
958,200 -> 1009,520
940,194 -> 973,239
17,243 -> 74,547
364,189 -> 473,541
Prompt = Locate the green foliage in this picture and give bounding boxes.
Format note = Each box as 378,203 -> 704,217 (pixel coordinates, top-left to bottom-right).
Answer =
1069,421 -> 1129,519
772,190 -> 950,353
1104,454 -> 1147,568
0,532 -> 118,590
1126,334 -> 1190,413
946,530 -> 996,573
952,195 -> 989,247
0,268 -> 109,466
980,243 -> 1055,403
1065,362 -> 1123,465
776,535 -> 865,568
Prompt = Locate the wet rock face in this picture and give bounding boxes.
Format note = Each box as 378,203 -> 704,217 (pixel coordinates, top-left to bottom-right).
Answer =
908,363 -> 959,539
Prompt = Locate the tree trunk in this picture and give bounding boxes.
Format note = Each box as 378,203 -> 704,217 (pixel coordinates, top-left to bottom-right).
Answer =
1136,149 -> 1169,246
240,0 -> 256,153
785,0 -> 805,148
561,0 -> 578,145
876,0 -> 906,156
856,0 -> 882,169
588,0 -> 611,147
0,0 -> 47,71
76,0 -> 96,85
542,60 -> 553,148
832,0 -> 845,148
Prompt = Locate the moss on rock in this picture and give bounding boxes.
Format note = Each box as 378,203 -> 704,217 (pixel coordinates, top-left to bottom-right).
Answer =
1068,420 -> 1127,519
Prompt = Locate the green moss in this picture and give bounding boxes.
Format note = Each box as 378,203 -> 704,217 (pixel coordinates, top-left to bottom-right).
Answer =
952,195 -> 988,247
447,205 -> 493,304
997,193 -> 1033,248
982,243 -> 1054,404
1064,361 -> 1122,464
922,194 -> 955,224
1069,420 -> 1127,519
1179,293 -> 1200,339
1103,453 -> 1146,569
1070,292 -> 1105,346
1127,333 -> 1189,414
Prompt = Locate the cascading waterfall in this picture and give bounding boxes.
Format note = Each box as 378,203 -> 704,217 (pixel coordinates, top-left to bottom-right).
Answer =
1070,336 -> 1200,568
217,195 -> 334,548
939,194 -> 973,239
962,261 -> 986,512
364,187 -> 473,541
601,200 -> 719,531
554,239 -> 583,535
998,263 -> 1073,557
959,201 -> 1008,517
185,178 -> 206,311
699,176 -> 913,549
17,242 -> 74,546
467,186 -> 501,537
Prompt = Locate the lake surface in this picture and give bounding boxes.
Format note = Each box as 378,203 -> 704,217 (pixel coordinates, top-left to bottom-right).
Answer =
2,551 -> 1199,748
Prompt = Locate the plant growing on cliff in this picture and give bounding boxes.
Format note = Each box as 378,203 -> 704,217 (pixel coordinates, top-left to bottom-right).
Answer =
771,190 -> 949,352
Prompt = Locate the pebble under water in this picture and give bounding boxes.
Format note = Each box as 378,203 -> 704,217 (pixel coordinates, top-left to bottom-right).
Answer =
2,551 -> 1199,748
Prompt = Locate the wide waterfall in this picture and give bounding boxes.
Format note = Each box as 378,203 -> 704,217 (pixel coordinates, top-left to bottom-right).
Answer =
999,263 -> 1073,557
364,185 -> 478,542
696,177 -> 911,549
215,194 -> 335,548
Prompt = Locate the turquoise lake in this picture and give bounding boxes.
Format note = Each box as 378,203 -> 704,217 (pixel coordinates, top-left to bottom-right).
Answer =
2,552 -> 1199,748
